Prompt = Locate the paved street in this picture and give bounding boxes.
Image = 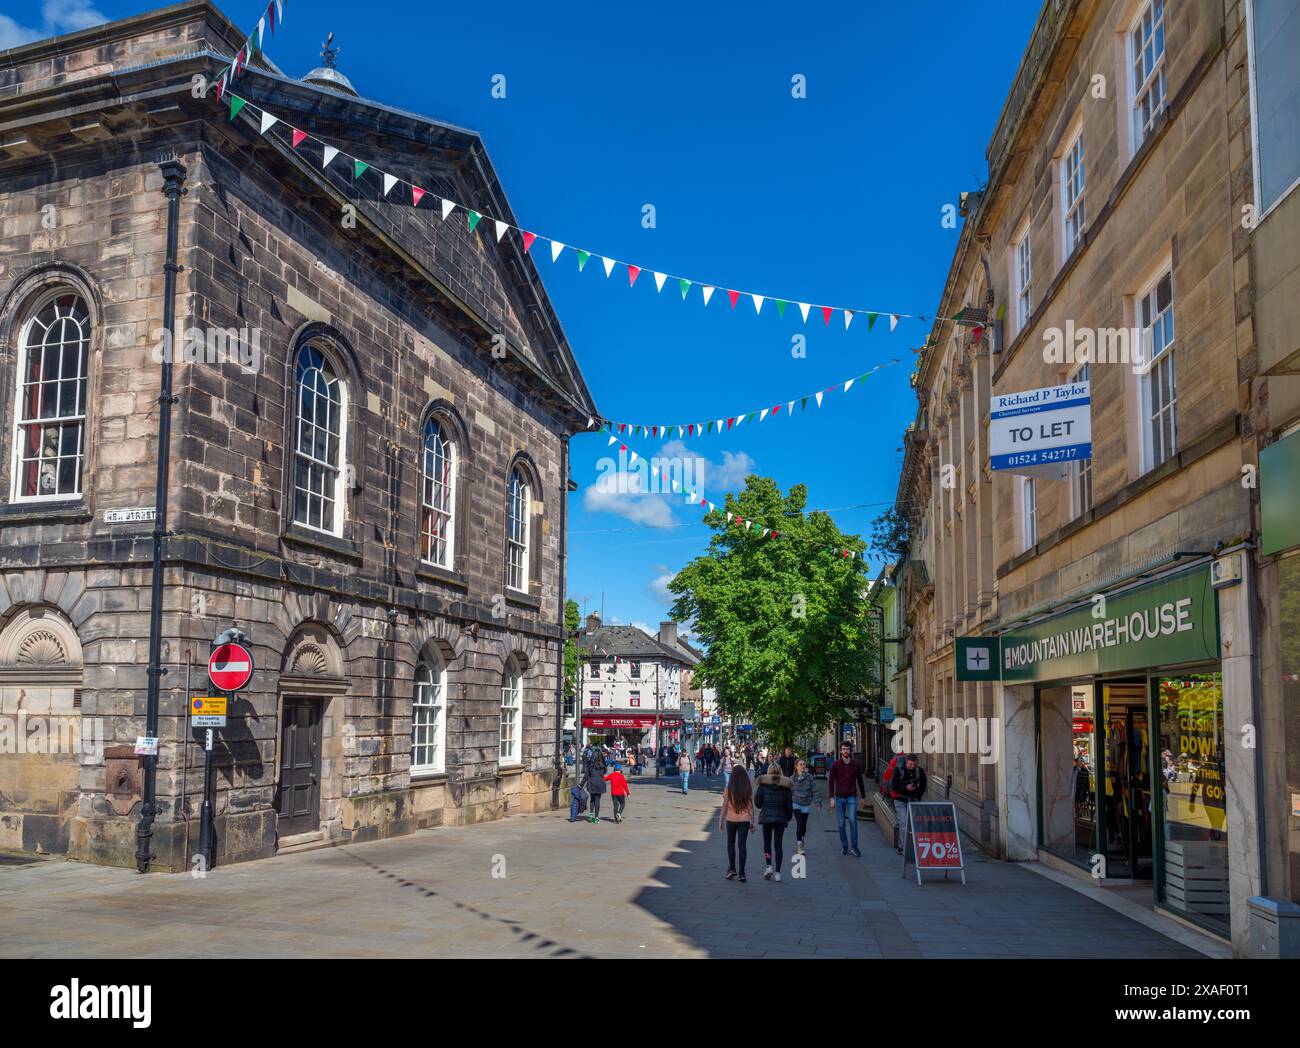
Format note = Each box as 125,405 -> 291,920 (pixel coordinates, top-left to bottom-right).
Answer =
0,774 -> 1206,959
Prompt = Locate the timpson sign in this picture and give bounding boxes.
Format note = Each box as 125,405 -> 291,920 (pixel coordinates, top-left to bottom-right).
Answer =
959,565 -> 1221,684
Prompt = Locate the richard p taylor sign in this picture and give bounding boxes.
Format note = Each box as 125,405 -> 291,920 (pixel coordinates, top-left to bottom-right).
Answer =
990,380 -> 1091,478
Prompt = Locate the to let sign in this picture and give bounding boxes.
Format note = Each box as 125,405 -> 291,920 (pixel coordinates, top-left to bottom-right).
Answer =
208,642 -> 254,692
989,380 -> 1091,478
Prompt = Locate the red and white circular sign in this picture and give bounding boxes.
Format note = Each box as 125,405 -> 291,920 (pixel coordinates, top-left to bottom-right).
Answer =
208,642 -> 254,692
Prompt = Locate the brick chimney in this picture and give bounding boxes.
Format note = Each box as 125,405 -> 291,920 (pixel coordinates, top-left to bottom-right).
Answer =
658,621 -> 677,646
585,612 -> 601,632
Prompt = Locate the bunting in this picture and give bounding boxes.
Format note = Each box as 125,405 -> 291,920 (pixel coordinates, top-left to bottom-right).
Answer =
215,0 -> 285,99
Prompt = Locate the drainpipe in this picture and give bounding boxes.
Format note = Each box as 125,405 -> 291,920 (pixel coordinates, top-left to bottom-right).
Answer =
136,153 -> 187,873
553,433 -> 570,805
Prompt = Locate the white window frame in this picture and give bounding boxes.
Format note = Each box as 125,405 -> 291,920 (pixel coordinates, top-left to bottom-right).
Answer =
410,654 -> 447,776
1128,0 -> 1168,155
420,415 -> 457,569
1013,221 -> 1033,334
499,659 -> 523,766
1061,129 -> 1086,258
1069,363 -> 1094,518
1245,0 -> 1300,221
589,691 -> 601,708
292,342 -> 348,537
1020,476 -> 1038,552
1136,268 -> 1177,474
11,290 -> 90,504
629,692 -> 640,708
506,467 -> 531,592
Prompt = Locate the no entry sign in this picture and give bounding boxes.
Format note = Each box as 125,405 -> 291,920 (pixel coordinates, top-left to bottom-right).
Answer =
208,642 -> 254,692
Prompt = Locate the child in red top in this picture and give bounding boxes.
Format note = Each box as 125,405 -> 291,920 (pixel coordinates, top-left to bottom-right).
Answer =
604,765 -> 630,823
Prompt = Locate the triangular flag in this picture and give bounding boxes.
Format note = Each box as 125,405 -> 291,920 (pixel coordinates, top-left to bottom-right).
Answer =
440,198 -> 455,221
752,294 -> 764,315
214,73 -> 226,102
229,95 -> 246,121
322,144 -> 339,168
798,302 -> 811,322
608,436 -> 617,446
726,512 -> 733,523
759,408 -> 768,422
601,256 -> 615,278
629,451 -> 638,465
255,16 -> 265,50
577,249 -> 590,271
522,231 -> 537,252
654,272 -> 667,292
259,110 -> 278,135
815,391 -> 824,408
291,127 -> 306,148
494,220 -> 509,242
268,2 -> 276,34
354,159 -> 369,179
788,400 -> 795,414
678,426 -> 685,438
727,417 -> 735,430
411,186 -> 426,207
822,306 -> 833,325
382,173 -> 398,196
776,300 -> 788,318
551,241 -> 566,263
890,314 -> 900,332
679,279 -> 691,299
467,210 -> 481,233
867,312 -> 879,331
702,286 -> 715,306
844,310 -> 853,330
772,404 -> 782,415
727,289 -> 740,309
627,265 -> 641,287
844,378 -> 855,392
801,397 -> 808,411
275,0 -> 283,27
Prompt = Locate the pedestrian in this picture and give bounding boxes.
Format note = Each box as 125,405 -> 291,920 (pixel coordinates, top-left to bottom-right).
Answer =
891,753 -> 928,851
568,781 -> 588,822
719,765 -> 757,882
754,762 -> 794,881
583,746 -> 607,823
604,763 -> 631,823
882,749 -> 904,851
720,747 -> 735,791
778,745 -> 797,778
627,749 -> 638,776
828,741 -> 867,857
789,756 -> 821,854
743,743 -> 754,770
677,748 -> 693,794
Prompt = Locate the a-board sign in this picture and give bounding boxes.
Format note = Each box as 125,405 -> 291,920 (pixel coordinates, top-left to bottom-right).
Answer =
190,695 -> 227,728
902,801 -> 967,885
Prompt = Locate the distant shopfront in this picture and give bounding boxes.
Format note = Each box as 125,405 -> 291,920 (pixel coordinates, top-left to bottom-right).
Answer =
967,562 -> 1228,938
581,714 -> 683,749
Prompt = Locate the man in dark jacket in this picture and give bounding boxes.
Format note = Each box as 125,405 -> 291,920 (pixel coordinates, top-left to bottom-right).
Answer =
777,746 -> 797,777
827,742 -> 867,856
754,769 -> 795,881
581,747 -> 607,823
892,754 -> 927,852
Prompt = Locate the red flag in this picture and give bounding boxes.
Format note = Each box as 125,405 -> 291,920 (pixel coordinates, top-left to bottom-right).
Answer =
268,1 -> 276,33
727,289 -> 740,309
619,423 -> 627,434
627,265 -> 641,287
822,306 -> 833,325
214,74 -> 225,101
772,404 -> 781,415
726,417 -> 734,430
688,424 -> 694,436
290,127 -> 306,148
411,186 -> 426,207
522,231 -> 537,252
771,531 -> 779,539
620,444 -> 627,453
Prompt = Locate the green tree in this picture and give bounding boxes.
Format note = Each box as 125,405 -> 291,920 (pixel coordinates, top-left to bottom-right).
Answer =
563,598 -> 581,703
668,475 -> 879,746
869,506 -> 910,561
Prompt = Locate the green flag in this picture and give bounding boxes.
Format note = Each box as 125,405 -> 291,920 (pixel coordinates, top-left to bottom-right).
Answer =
801,396 -> 808,411
577,249 -> 590,271
229,95 -> 246,120
679,278 -> 691,299
354,159 -> 369,179
776,300 -> 788,318
468,210 -> 482,233
867,312 -> 879,331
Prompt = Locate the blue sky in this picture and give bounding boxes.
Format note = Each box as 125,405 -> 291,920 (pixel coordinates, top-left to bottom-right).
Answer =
6,0 -> 1041,636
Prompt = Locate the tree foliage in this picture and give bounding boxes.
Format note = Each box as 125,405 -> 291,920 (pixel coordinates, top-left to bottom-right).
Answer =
668,475 -> 879,746
869,506 -> 911,561
563,598 -> 581,702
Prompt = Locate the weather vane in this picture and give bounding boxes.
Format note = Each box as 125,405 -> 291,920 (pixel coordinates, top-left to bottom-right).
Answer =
320,32 -> 340,69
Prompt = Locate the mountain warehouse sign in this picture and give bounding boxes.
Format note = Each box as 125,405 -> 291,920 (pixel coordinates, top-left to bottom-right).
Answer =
960,565 -> 1220,683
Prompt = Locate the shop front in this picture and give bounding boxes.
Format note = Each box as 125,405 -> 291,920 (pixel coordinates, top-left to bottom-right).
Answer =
988,562 -> 1232,939
581,714 -> 682,752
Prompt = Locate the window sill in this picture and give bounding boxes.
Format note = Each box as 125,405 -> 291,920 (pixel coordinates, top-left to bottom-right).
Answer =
410,771 -> 448,785
415,562 -> 469,590
282,523 -> 362,561
505,590 -> 542,610
0,500 -> 93,525
497,763 -> 524,777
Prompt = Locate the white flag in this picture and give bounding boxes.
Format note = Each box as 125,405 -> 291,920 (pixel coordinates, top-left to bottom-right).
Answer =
815,391 -> 824,408
890,314 -> 900,332
787,400 -> 794,414
702,286 -> 715,306
759,408 -> 768,422
798,302 -> 811,322
654,272 -> 667,292
601,256 -> 615,277
844,378 -> 855,392
844,310 -> 853,330
678,426 -> 685,438
382,173 -> 398,196
322,145 -> 339,168
629,451 -> 638,465
494,220 -> 509,242
550,241 -> 566,262
608,436 -> 617,445
259,110 -> 278,135
752,294 -> 763,315
726,512 -> 733,523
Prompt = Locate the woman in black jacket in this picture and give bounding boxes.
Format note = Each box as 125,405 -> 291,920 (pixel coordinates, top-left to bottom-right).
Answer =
582,748 -> 607,823
754,763 -> 795,881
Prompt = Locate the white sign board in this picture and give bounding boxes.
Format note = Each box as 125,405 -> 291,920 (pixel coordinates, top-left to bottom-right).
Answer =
989,380 -> 1091,478
105,507 -> 157,524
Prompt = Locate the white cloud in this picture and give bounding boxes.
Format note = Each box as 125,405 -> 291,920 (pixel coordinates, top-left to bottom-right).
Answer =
1,1 -> 108,50
650,565 -> 676,604
656,439 -> 755,495
583,483 -> 676,528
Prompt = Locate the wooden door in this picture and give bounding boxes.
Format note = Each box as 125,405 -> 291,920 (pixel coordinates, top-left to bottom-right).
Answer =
276,698 -> 321,837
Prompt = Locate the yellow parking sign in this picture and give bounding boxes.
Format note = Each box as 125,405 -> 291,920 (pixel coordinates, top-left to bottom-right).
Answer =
191,695 -> 227,728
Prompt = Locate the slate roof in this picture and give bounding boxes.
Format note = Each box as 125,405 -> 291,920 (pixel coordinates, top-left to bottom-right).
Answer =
577,624 -> 699,667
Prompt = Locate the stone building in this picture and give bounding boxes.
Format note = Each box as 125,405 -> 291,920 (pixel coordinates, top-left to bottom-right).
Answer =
896,0 -> 1299,955
0,1 -> 596,869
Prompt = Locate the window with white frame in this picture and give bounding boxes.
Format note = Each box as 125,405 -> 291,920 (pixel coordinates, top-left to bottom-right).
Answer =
1129,0 -> 1168,152
629,661 -> 640,679
1062,130 -> 1086,257
12,291 -> 90,501
1014,225 -> 1033,331
499,658 -> 523,764
629,692 -> 640,707
1138,270 -> 1177,472
292,342 -> 347,534
1070,363 -> 1094,517
506,467 -> 531,591
1246,0 -> 1300,215
1020,476 -> 1038,551
589,691 -> 601,707
420,416 -> 457,568
411,653 -> 447,775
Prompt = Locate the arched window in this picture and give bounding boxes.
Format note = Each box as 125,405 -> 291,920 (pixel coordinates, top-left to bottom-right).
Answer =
12,291 -> 90,501
292,342 -> 347,534
411,652 -> 447,775
500,657 -> 523,765
506,467 -> 531,592
420,416 -> 457,569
